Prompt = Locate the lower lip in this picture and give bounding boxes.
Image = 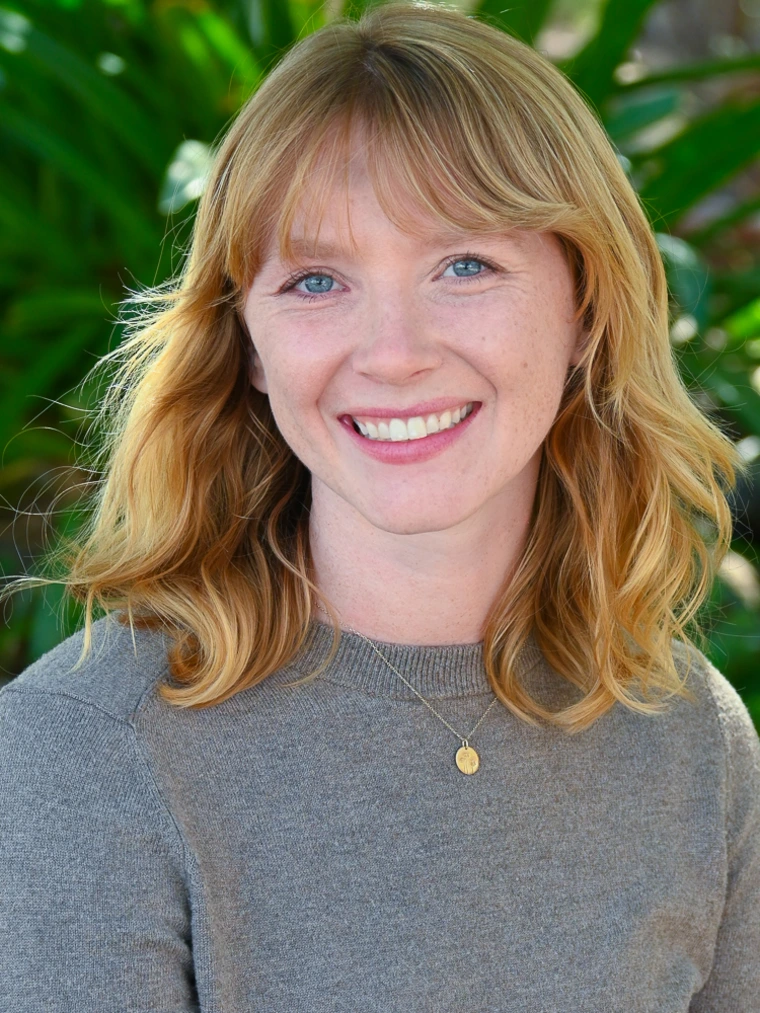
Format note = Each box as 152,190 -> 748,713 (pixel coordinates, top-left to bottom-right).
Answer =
338,404 -> 481,464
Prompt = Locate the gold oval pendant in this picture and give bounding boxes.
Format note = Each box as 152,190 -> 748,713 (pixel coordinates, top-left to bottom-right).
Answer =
455,744 -> 480,774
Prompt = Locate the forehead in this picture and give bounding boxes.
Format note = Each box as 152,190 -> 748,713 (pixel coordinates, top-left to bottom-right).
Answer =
260,195 -> 533,267
273,227 -> 527,262
253,125 -> 535,273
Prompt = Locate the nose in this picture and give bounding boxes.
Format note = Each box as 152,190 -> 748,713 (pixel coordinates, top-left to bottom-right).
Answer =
351,292 -> 443,384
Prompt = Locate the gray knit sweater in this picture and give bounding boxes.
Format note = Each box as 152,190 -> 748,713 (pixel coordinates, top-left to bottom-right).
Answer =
1,613 -> 759,1012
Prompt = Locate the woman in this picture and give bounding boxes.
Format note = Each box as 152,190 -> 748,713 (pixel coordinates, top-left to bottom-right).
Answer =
1,2 -> 758,1010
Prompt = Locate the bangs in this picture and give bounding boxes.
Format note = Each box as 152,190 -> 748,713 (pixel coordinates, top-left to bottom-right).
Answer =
272,106 -> 577,268
227,29 -> 588,290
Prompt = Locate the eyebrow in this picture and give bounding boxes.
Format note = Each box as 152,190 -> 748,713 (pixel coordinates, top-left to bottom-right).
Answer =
274,229 -> 525,265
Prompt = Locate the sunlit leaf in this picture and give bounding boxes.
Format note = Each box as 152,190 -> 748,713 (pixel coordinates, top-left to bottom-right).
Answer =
603,88 -> 680,143
194,8 -> 260,90
560,0 -> 661,107
612,52 -> 760,93
158,139 -> 213,214
724,297 -> 760,344
0,7 -> 31,53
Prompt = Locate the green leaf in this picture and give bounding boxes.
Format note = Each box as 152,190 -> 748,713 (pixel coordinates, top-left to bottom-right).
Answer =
723,297 -> 760,344
603,88 -> 680,143
612,53 -> 760,93
246,0 -> 298,68
193,8 -> 261,90
0,187 -> 72,267
0,7 -> 30,51
676,355 -> 760,436
28,580 -> 83,660
656,233 -> 711,332
0,320 -> 102,441
5,289 -> 113,334
158,140 -> 213,214
288,0 -> 337,34
637,103 -> 760,229
711,267 -> 760,321
705,368 -> 760,437
0,8 -> 168,176
340,0 -> 385,18
0,101 -> 159,254
472,0 -> 555,43
559,0 -> 661,107
687,192 -> 760,247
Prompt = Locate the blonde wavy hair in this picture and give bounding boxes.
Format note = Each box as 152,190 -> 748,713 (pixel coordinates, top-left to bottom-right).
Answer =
4,0 -> 747,732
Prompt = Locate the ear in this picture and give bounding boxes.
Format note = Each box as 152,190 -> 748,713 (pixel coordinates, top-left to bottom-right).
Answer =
237,302 -> 269,395
247,343 -> 269,395
569,324 -> 589,367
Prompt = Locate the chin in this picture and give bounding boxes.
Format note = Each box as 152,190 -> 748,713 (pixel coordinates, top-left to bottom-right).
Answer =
358,504 -> 474,536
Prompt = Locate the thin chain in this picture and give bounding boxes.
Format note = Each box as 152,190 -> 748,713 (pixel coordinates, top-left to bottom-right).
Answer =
315,602 -> 500,747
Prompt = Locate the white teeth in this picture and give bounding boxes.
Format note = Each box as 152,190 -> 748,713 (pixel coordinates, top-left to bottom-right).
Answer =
352,402 -> 474,442
406,417 -> 427,440
389,418 -> 407,441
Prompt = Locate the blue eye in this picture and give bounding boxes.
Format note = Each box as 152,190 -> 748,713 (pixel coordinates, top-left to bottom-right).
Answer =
296,274 -> 335,295
281,272 -> 341,302
281,253 -> 497,302
443,258 -> 488,279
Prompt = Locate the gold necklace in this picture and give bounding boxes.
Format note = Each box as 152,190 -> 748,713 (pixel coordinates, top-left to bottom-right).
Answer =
315,603 -> 501,775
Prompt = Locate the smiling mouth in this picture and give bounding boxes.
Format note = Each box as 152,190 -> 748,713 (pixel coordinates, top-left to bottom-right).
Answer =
347,402 -> 475,442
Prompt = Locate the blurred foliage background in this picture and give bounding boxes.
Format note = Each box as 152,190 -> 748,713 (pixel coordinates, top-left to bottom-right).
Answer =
2,0 -> 760,728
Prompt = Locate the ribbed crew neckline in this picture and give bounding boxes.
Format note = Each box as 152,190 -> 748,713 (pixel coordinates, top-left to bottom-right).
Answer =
289,619 -> 546,699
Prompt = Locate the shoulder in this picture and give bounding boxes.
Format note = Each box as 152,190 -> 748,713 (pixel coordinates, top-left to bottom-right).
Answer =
0,620 -> 190,981
670,639 -> 760,820
0,615 -> 184,845
0,613 -> 172,725
671,637 -> 759,749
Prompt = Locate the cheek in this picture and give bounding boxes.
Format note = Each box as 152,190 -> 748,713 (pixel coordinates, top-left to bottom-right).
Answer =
500,361 -> 566,448
468,301 -> 571,384
256,333 -> 338,442
475,316 -> 572,445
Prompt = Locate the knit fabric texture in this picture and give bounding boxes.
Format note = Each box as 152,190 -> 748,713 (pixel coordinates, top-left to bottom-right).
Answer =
1,613 -> 759,1012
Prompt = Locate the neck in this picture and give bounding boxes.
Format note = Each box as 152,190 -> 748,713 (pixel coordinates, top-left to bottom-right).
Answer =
308,475 -> 536,646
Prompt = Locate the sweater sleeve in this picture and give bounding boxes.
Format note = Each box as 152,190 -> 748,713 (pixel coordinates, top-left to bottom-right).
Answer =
689,664 -> 760,1012
0,686 -> 199,1013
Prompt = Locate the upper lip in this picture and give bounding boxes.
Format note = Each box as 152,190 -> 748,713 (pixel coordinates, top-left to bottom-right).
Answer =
340,398 -> 478,419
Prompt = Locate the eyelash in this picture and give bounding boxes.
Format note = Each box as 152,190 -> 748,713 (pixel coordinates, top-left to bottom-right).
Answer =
279,252 -> 499,303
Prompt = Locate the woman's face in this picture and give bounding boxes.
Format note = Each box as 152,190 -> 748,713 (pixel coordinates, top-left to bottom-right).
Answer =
243,147 -> 585,539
